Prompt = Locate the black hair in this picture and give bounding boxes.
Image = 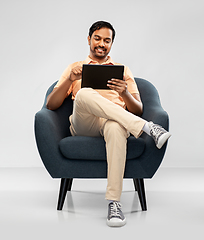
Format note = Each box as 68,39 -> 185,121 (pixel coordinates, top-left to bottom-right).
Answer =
89,21 -> 116,42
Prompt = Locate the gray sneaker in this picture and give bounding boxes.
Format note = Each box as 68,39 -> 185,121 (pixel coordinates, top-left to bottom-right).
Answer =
149,122 -> 171,149
107,201 -> 126,227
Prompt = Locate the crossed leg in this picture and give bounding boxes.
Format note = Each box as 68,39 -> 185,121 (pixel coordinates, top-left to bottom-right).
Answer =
69,88 -> 146,200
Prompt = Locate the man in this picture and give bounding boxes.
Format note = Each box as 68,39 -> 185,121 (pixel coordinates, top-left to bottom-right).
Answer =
46,21 -> 171,227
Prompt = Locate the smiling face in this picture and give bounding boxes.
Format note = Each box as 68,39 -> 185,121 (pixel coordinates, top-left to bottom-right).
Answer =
88,27 -> 113,63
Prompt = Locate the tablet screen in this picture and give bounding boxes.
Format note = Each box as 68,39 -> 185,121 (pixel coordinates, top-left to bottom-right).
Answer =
82,64 -> 124,89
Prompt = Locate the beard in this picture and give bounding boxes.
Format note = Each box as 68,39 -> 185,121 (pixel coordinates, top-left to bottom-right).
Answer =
90,46 -> 108,59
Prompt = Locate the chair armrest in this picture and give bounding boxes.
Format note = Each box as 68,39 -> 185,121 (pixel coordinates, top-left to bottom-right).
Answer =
141,97 -> 169,128
34,107 -> 71,173
35,108 -> 70,140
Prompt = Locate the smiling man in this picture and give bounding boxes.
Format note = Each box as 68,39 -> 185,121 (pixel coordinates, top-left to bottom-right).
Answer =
89,27 -> 113,62
46,21 -> 171,227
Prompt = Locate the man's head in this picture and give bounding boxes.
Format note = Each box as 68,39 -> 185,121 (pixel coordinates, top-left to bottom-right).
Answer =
88,21 -> 116,63
89,21 -> 116,43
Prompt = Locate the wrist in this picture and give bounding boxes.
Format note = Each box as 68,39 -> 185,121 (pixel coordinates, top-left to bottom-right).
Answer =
67,76 -> 74,83
120,89 -> 129,98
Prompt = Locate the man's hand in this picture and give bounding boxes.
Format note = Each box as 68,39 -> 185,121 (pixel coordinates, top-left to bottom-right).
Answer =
69,65 -> 83,82
107,76 -> 128,96
107,76 -> 143,116
46,65 -> 82,110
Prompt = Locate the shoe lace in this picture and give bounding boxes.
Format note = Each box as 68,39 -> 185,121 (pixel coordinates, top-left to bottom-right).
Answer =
150,124 -> 164,140
110,202 -> 122,218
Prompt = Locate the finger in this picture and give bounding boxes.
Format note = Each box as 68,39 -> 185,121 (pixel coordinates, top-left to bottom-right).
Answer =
107,83 -> 121,91
107,82 -> 116,89
111,78 -> 124,83
76,69 -> 82,74
111,78 -> 126,85
73,66 -> 82,72
110,78 -> 123,83
77,66 -> 82,72
73,68 -> 82,75
108,79 -> 122,86
108,80 -> 126,88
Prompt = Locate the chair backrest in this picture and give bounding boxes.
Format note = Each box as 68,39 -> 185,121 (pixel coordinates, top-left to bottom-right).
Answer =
42,81 -> 58,109
135,78 -> 162,120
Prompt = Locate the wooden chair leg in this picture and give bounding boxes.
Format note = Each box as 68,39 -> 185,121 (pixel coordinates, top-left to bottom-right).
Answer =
57,178 -> 73,210
133,178 -> 147,211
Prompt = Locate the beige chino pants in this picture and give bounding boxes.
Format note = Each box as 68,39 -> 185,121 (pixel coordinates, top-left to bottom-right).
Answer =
69,88 -> 146,201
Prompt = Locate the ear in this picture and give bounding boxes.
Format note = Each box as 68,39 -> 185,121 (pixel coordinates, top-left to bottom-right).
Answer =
87,36 -> 91,46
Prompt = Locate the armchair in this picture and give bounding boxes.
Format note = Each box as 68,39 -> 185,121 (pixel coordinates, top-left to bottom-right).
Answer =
34,78 -> 169,211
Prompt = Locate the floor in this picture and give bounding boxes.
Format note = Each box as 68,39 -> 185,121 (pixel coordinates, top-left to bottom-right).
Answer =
0,167 -> 203,240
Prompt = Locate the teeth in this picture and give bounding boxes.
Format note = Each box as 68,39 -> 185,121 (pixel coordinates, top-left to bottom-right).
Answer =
97,48 -> 104,52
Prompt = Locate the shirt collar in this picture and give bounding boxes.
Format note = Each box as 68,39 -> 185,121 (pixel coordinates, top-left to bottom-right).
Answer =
84,56 -> 115,65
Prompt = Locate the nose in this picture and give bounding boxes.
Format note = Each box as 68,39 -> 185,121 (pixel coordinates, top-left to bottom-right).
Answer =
99,39 -> 105,47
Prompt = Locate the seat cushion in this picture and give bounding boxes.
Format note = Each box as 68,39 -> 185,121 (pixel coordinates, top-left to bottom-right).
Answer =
59,136 -> 145,160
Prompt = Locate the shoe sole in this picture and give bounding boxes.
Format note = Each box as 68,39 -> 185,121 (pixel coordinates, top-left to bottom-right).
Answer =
107,218 -> 126,227
157,132 -> 171,149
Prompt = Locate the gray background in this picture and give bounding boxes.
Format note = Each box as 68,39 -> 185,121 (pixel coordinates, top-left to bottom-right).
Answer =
0,0 -> 203,168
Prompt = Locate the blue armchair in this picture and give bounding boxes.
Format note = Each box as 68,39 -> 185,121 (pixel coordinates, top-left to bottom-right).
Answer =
34,78 -> 169,211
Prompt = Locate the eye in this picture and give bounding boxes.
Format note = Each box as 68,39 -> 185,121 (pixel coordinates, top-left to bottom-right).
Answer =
94,36 -> 100,41
104,38 -> 111,44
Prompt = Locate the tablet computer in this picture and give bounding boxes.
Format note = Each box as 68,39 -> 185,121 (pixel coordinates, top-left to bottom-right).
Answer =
81,64 -> 124,89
